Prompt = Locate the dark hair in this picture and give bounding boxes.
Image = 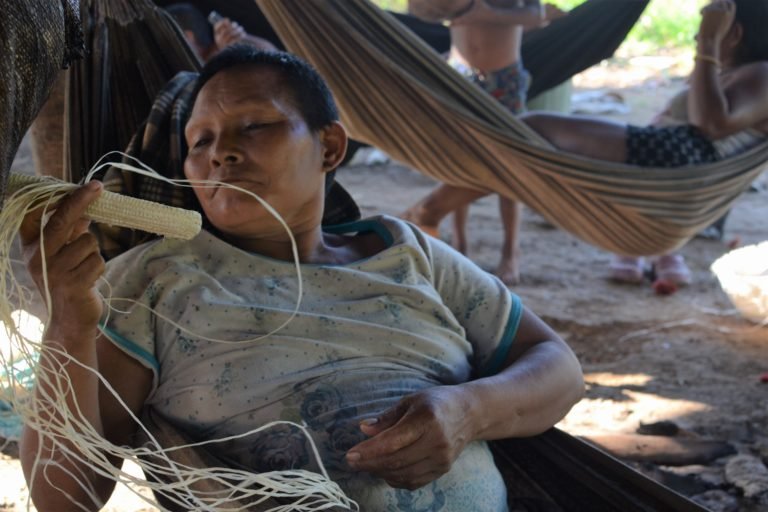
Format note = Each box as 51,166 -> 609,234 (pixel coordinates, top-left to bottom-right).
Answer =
190,46 -> 342,197
734,0 -> 768,63
193,45 -> 339,131
165,3 -> 214,50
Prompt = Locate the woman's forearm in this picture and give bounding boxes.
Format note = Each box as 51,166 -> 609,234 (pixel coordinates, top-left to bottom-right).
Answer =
407,0 -> 472,22
461,339 -> 584,440
409,0 -> 543,27
688,38 -> 730,138
21,331 -> 116,511
458,1 -> 543,28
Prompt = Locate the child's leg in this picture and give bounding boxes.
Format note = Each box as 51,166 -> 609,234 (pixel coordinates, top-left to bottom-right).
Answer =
401,184 -> 487,237
497,197 -> 522,285
452,205 -> 469,254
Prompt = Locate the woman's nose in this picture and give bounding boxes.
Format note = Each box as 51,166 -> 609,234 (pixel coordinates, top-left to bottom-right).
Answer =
211,138 -> 244,165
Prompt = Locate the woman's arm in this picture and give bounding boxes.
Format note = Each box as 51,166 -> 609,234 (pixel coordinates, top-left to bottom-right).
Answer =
407,0 -> 475,22
408,0 -> 543,28
18,183 -> 152,510
345,307 -> 583,489
453,307 -> 583,439
451,0 -> 544,29
688,0 -> 768,138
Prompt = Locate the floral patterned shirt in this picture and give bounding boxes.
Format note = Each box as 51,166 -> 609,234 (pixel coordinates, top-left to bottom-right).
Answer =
101,215 -> 522,511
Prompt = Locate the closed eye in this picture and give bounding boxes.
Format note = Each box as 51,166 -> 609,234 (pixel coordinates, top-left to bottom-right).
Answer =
192,137 -> 211,149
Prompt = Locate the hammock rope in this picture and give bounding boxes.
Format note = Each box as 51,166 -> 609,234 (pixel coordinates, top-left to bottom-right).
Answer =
256,0 -> 768,256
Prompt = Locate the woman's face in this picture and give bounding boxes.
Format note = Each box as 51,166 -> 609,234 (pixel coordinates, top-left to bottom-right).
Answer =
184,65 -> 329,239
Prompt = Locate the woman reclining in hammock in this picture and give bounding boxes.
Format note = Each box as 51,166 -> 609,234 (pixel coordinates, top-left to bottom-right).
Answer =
403,0 -> 768,285
19,46 -> 583,511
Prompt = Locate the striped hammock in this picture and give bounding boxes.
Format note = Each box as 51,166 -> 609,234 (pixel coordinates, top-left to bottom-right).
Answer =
256,0 -> 768,256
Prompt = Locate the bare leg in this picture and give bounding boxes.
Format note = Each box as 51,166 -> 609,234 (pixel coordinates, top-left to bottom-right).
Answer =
496,197 -> 521,285
522,112 -> 629,162
401,184 -> 488,237
452,205 -> 469,254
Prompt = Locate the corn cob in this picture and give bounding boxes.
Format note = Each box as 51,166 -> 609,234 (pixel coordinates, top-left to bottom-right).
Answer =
6,173 -> 202,240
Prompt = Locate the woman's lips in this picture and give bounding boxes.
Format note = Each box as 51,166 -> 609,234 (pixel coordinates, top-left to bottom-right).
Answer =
209,177 -> 267,197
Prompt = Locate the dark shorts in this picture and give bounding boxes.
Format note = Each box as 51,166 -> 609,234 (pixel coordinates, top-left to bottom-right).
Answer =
626,124 -> 719,167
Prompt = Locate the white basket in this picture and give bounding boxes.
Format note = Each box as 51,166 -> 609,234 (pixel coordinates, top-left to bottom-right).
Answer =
710,241 -> 768,324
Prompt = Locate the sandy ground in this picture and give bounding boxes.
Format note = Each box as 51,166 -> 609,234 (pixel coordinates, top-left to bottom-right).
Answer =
2,56 -> 767,511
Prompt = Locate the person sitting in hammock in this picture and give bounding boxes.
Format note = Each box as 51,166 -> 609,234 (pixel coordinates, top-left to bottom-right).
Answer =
404,0 -> 546,286
19,47 -> 584,511
403,0 -> 768,285
166,2 -> 276,63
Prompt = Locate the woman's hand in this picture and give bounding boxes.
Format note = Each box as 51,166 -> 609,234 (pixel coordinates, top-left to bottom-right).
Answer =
345,385 -> 476,490
19,181 -> 105,341
697,0 -> 736,47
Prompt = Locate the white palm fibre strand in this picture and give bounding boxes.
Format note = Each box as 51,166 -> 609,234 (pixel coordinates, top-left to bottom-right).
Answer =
0,156 -> 359,511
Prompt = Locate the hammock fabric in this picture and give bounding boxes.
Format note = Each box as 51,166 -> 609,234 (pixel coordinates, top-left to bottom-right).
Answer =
66,0 -> 654,255
520,0 -> 649,100
0,0 -> 82,203
136,407 -> 706,512
256,0 -> 768,256
64,0 -> 200,182
152,0 -> 646,102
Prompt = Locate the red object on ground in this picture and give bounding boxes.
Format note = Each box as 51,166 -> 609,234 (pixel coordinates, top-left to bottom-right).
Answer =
760,373 -> 768,383
727,237 -> 741,250
652,279 -> 678,296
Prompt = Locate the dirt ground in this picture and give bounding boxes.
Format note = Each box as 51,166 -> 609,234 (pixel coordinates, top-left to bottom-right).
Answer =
3,56 -> 767,511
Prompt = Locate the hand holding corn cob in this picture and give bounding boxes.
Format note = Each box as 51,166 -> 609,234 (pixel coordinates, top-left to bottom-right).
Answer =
17,181 -> 108,332
6,173 -> 201,240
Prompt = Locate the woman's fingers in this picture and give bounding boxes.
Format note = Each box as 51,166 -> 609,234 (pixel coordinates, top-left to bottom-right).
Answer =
41,182 -> 101,254
53,231 -> 101,274
346,387 -> 475,488
19,181 -> 102,250
20,182 -> 103,296
70,249 -> 106,285
69,217 -> 92,241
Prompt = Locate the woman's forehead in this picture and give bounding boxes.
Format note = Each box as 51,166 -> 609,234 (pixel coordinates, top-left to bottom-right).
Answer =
189,67 -> 294,121
201,66 -> 283,100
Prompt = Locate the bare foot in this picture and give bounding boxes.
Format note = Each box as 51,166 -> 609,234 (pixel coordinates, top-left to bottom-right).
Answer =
400,205 -> 441,238
496,258 -> 520,286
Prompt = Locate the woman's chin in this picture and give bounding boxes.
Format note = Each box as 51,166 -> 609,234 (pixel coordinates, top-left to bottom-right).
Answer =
205,203 -> 269,231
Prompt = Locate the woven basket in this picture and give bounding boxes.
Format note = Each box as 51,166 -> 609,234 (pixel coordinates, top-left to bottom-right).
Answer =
710,241 -> 768,324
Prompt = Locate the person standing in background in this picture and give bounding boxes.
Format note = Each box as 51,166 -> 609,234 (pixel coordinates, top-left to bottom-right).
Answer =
403,0 -> 544,285
165,3 -> 276,63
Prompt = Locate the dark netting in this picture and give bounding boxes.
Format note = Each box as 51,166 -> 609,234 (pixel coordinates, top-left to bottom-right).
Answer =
0,0 -> 83,204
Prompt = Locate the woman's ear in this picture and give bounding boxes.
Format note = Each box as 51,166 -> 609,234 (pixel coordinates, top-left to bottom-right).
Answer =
319,121 -> 348,173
